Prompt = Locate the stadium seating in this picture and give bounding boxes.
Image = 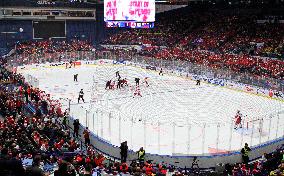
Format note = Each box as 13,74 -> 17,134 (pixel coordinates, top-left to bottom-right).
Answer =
102,7 -> 284,80
16,40 -> 93,55
0,2 -> 284,175
103,7 -> 284,59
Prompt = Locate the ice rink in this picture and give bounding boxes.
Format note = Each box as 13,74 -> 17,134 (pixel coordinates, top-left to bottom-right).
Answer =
19,63 -> 284,155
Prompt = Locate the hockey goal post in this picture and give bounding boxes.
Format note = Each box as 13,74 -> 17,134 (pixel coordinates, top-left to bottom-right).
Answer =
244,117 -> 264,134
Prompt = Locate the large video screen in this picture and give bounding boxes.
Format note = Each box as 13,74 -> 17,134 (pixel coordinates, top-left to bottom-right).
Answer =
104,0 -> 155,22
106,21 -> 154,28
33,21 -> 66,39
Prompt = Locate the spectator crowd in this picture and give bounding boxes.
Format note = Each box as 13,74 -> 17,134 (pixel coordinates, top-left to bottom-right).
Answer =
0,4 -> 283,175
103,7 -> 284,80
16,40 -> 93,55
0,56 -> 174,176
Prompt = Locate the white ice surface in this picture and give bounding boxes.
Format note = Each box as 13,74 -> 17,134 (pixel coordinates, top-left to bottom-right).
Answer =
19,64 -> 284,155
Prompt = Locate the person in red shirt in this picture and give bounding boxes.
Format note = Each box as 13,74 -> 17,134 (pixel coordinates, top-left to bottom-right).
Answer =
120,163 -> 129,174
56,106 -> 62,117
85,156 -> 91,164
83,127 -> 90,146
94,154 -> 105,167
7,116 -> 15,126
27,87 -> 31,97
234,110 -> 243,129
75,154 -> 83,165
16,99 -> 22,113
144,163 -> 153,175
158,163 -> 167,175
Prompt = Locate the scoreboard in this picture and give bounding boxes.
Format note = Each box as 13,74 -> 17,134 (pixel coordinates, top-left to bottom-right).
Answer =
106,21 -> 154,28
104,0 -> 155,28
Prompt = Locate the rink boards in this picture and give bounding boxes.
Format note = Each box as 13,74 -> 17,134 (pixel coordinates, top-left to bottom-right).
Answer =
17,60 -> 284,154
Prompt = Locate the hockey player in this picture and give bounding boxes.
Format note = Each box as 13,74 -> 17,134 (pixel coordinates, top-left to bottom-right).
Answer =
116,71 -> 121,80
69,61 -> 73,68
105,80 -> 111,89
110,81 -> 115,89
133,86 -> 142,97
274,91 -> 283,98
234,110 -> 243,129
74,74 -> 78,82
78,89 -> 85,103
122,78 -> 128,87
159,68 -> 163,76
135,78 -> 140,86
196,79 -> 201,86
144,77 -> 149,87
117,79 -> 123,89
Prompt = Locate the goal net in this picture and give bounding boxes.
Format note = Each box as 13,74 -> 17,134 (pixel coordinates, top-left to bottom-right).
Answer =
244,117 -> 264,135
65,62 -> 76,69
26,74 -> 39,88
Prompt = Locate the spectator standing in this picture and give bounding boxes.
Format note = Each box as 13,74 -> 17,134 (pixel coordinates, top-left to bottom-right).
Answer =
241,143 -> 251,164
25,155 -> 45,176
73,119 -> 80,137
83,127 -> 90,146
62,115 -> 67,129
191,156 -> 200,174
41,100 -> 48,115
24,89 -> 29,103
0,148 -> 25,176
137,147 -> 145,164
120,141 -> 128,163
54,162 -> 69,176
